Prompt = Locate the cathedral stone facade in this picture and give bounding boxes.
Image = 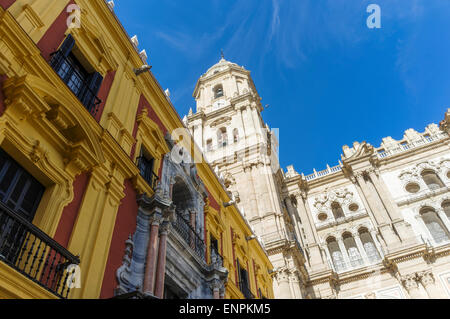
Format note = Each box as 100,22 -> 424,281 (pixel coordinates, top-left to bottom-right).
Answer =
186,57 -> 450,299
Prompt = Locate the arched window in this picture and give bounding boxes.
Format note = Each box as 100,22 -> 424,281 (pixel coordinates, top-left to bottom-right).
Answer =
206,139 -> 213,152
331,202 -> 345,220
442,201 -> 450,220
420,207 -> 450,244
217,128 -> 227,148
233,128 -> 239,143
343,233 -> 363,267
214,85 -> 224,99
326,237 -> 346,272
359,228 -> 381,263
421,170 -> 444,190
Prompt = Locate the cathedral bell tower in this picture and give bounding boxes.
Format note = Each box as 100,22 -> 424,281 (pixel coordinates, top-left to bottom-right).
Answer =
186,55 -> 307,299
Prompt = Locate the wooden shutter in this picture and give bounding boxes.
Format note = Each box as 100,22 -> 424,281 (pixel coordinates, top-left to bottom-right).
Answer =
60,34 -> 75,57
0,150 -> 44,221
80,71 -> 103,110
51,34 -> 75,69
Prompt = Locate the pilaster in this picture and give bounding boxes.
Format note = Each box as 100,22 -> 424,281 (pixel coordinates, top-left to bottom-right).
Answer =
417,270 -> 441,299
68,165 -> 125,299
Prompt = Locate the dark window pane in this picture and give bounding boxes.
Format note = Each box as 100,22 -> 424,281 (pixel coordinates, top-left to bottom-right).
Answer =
0,150 -> 44,221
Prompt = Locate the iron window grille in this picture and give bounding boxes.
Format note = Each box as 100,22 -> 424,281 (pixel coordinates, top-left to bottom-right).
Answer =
137,155 -> 159,192
50,34 -> 103,117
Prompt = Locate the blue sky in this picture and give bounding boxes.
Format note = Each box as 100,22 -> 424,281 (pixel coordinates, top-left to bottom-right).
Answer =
114,0 -> 450,174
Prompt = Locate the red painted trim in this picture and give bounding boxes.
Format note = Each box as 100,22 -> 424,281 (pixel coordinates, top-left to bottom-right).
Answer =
53,172 -> 89,248
205,188 -> 220,211
94,70 -> 116,123
253,259 -> 259,298
0,75 -> 7,116
231,227 -> 238,287
37,0 -> 75,62
100,180 -> 139,299
0,0 -> 15,10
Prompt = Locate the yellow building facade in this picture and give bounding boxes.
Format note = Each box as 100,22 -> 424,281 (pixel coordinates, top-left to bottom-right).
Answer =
0,0 -> 273,299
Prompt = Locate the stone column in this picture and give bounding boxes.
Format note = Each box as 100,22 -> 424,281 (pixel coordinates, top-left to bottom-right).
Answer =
417,270 -> 440,299
250,104 -> 262,142
370,230 -> 385,258
437,208 -> 450,234
401,274 -> 423,299
238,107 -> 247,146
354,235 -> 371,265
293,193 -> 326,270
352,175 -> 384,232
415,215 -> 433,244
355,173 -> 399,248
323,245 -> 335,271
368,169 -> 415,242
244,165 -> 258,219
284,197 -> 306,246
354,173 -> 389,225
143,210 -> 163,295
295,192 -> 327,271
154,221 -> 170,299
211,279 -> 221,299
289,271 -> 302,299
219,287 -> 226,299
367,169 -> 402,221
337,238 -> 351,270
275,270 -> 292,299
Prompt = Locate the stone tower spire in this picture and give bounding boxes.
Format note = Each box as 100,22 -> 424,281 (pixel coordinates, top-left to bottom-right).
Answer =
186,58 -> 306,299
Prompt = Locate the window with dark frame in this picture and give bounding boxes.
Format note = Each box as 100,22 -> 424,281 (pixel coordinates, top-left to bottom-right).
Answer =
50,34 -> 103,116
0,149 -> 45,263
137,147 -> 158,191
237,259 -> 253,299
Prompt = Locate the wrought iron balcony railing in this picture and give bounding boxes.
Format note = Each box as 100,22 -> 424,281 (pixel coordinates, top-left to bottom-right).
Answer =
137,156 -> 159,192
239,282 -> 254,299
171,212 -> 206,261
0,201 -> 80,299
50,50 -> 102,117
210,245 -> 223,267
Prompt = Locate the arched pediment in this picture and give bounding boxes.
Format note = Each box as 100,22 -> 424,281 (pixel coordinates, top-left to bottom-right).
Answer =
136,108 -> 170,158
11,74 -> 105,174
68,10 -> 119,74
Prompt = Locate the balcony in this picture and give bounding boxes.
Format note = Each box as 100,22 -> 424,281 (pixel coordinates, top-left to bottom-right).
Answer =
137,156 -> 159,192
0,201 -> 80,299
210,245 -> 223,267
50,50 -> 102,117
171,211 -> 206,261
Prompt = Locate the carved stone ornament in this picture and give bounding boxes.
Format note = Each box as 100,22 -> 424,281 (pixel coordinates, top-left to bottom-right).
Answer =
401,274 -> 419,292
313,187 -> 354,212
417,270 -> 435,287
399,159 -> 448,184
